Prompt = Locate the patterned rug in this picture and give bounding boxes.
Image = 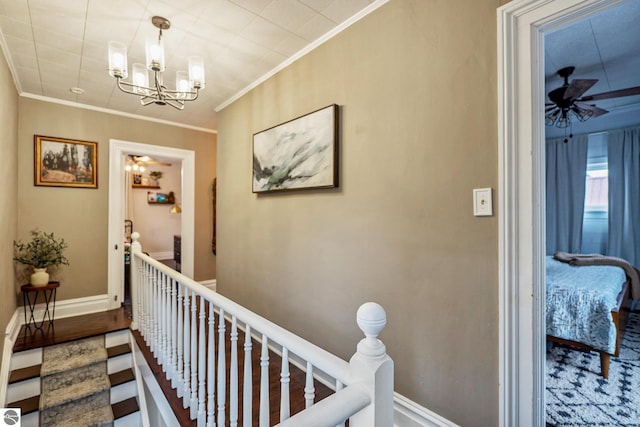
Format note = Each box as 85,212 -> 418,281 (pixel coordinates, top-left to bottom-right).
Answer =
546,312 -> 640,426
40,335 -> 113,427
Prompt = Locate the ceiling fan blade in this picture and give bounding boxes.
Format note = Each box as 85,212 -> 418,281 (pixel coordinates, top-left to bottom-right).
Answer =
563,79 -> 598,100
574,102 -> 608,118
145,160 -> 173,166
579,86 -> 640,102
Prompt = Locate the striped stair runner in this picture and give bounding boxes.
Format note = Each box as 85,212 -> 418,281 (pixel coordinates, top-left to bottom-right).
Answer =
7,330 -> 140,426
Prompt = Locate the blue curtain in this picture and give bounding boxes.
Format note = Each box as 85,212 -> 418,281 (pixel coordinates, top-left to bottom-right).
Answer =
607,127 -> 640,267
546,135 -> 589,254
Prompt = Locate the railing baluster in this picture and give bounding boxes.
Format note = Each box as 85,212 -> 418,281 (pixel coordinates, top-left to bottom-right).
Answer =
170,278 -> 177,383
230,316 -> 239,427
280,347 -> 290,422
243,325 -> 253,427
198,295 -> 206,426
259,335 -> 269,427
304,362 -> 315,409
160,273 -> 167,367
190,290 -> 198,419
207,301 -> 215,426
335,381 -> 344,427
176,283 -> 184,395
152,269 -> 159,356
217,309 -> 227,427
142,262 -> 150,340
183,288 -> 191,409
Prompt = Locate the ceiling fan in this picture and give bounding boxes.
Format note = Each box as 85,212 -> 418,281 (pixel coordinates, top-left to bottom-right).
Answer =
545,66 -> 640,129
125,155 -> 172,172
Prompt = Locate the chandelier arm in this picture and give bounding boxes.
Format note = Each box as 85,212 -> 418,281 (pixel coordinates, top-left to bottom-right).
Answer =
165,99 -> 186,110
116,78 -> 158,97
163,88 -> 200,101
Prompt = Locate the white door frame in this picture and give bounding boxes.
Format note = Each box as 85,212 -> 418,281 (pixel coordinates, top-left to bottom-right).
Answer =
497,0 -> 624,425
107,139 -> 195,308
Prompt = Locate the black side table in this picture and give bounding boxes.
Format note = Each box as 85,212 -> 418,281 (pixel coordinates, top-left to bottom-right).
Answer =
21,282 -> 60,329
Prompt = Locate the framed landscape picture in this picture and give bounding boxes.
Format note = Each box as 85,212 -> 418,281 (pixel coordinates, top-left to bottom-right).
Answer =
34,135 -> 98,188
252,104 -> 339,193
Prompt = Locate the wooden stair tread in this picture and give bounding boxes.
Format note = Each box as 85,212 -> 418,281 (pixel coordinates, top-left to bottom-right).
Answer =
9,364 -> 41,383
112,396 -> 139,420
109,368 -> 135,387
8,395 -> 39,415
107,343 -> 131,358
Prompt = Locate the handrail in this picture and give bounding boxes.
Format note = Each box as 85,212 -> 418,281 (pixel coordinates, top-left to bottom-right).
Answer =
275,384 -> 371,427
132,250 -> 351,384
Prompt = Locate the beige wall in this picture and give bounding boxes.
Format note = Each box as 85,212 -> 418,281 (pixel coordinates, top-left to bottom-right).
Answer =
217,1 -> 499,425
0,46 -> 19,358
17,98 -> 217,303
130,163 -> 182,255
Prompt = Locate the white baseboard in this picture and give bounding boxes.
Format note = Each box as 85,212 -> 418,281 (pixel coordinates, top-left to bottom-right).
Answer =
198,279 -> 216,291
394,393 -> 459,427
21,294 -> 111,324
149,251 -> 173,260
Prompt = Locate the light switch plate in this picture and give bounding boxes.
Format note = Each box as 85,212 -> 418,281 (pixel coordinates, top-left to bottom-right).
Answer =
473,188 -> 493,216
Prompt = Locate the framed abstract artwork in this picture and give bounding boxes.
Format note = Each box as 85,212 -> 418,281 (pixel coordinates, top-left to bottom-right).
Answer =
252,104 -> 339,193
34,135 -> 98,188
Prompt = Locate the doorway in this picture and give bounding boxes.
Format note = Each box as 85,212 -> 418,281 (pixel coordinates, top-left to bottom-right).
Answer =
497,0 -> 627,425
107,139 -> 195,309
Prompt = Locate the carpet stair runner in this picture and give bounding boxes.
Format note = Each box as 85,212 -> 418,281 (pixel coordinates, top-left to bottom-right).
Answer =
7,331 -> 140,426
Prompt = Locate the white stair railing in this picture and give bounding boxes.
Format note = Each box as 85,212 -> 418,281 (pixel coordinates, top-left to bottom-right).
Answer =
130,232 -> 393,426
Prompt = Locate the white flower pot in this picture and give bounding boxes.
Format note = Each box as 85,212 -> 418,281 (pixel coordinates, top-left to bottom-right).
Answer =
30,268 -> 50,287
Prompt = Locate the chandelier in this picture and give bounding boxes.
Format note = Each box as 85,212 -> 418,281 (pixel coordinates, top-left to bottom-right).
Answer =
108,16 -> 205,110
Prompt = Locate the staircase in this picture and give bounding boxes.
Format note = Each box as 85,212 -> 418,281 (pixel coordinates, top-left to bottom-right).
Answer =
6,329 -> 141,426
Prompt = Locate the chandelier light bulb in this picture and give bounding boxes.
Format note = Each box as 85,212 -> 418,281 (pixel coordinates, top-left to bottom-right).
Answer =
108,41 -> 128,79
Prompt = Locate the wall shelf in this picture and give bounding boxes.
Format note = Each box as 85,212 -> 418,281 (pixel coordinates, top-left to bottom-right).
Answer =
148,201 -> 171,205
133,184 -> 160,189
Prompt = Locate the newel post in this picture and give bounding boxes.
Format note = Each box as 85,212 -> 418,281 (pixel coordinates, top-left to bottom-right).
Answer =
349,302 -> 394,427
130,232 -> 141,330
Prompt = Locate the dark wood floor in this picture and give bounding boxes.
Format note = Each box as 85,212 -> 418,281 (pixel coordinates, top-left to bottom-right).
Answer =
13,306 -> 334,426
13,307 -> 131,352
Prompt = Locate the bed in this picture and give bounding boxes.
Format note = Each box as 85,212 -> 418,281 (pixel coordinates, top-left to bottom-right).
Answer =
546,255 -> 634,378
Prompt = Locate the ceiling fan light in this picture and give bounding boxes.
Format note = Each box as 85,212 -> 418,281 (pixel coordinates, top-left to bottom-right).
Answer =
555,115 -> 570,128
108,42 -> 128,79
545,109 -> 560,126
573,107 -> 593,122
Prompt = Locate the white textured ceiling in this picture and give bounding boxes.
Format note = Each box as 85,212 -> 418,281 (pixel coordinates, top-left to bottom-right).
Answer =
544,0 -> 640,138
0,0 -> 384,132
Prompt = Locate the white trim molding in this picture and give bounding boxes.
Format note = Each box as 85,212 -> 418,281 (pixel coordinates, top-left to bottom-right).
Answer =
393,393 -> 459,427
108,139 -> 196,310
497,1 -> 624,426
16,294 -> 111,327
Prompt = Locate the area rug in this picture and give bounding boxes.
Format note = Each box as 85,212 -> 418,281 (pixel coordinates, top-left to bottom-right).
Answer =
546,312 -> 640,426
40,335 -> 114,427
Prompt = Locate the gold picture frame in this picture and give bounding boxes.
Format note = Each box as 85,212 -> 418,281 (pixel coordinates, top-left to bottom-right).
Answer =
34,135 -> 98,188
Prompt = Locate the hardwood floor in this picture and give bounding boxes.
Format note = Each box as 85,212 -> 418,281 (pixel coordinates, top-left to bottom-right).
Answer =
13,306 -> 334,425
13,307 -> 131,352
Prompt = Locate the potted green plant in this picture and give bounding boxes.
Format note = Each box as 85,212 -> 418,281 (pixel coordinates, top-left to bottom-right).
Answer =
13,229 -> 70,286
149,170 -> 163,186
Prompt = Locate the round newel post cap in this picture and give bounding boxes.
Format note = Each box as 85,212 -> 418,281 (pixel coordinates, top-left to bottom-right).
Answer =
356,302 -> 387,358
131,232 -> 140,242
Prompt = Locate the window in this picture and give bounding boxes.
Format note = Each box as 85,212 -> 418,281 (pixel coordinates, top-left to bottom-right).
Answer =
581,133 -> 608,254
